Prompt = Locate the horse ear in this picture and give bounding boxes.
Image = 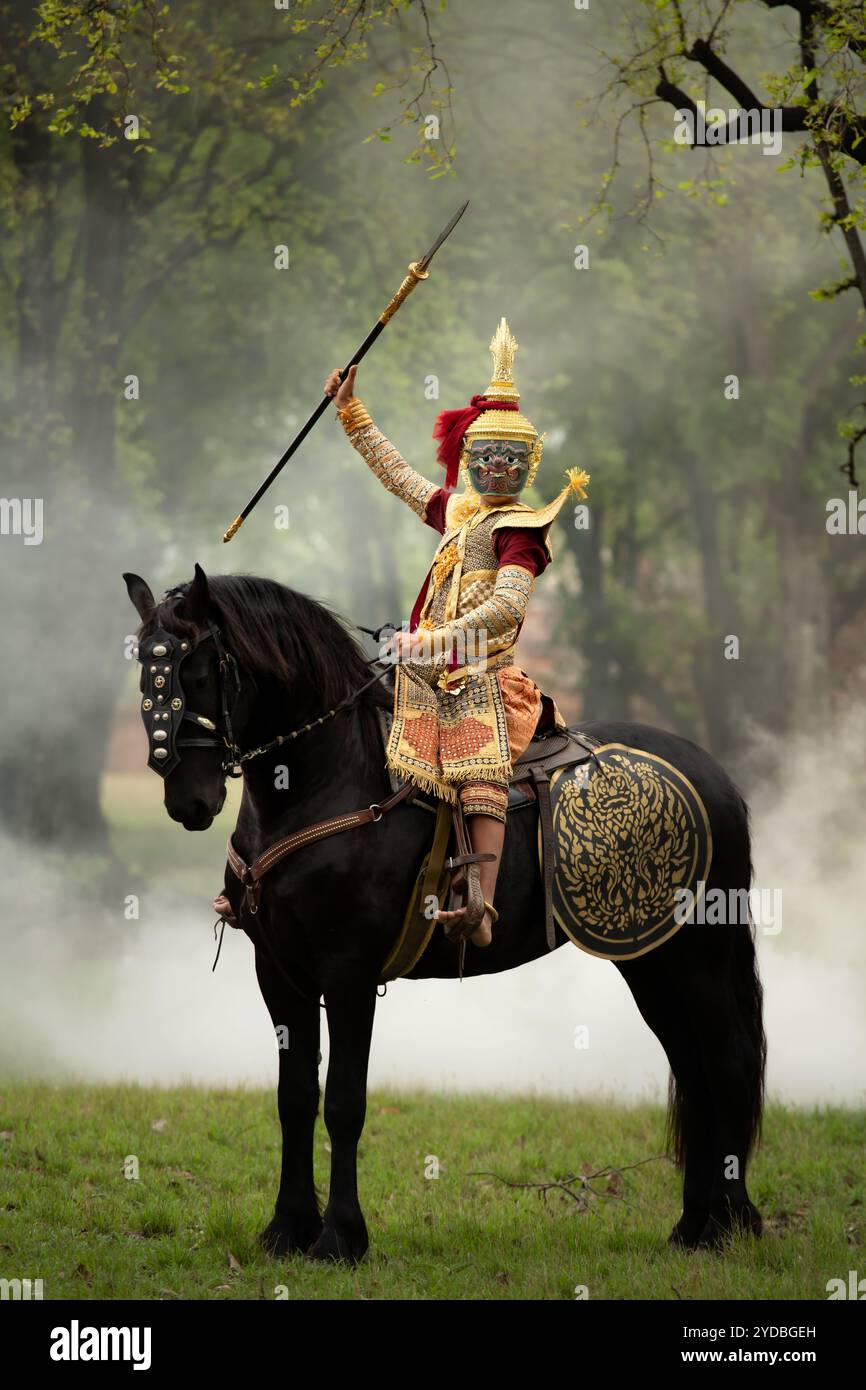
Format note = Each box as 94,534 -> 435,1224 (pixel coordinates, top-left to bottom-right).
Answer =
123,572 -> 156,622
180,562 -> 212,625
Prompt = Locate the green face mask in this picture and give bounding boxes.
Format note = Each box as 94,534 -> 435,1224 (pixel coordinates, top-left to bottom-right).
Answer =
467,438 -> 530,498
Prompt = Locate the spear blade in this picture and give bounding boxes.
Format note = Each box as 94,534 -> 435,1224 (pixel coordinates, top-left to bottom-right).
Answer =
415,198 -> 470,274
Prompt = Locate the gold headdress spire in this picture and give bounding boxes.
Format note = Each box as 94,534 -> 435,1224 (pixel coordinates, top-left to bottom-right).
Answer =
463,316 -> 543,482
485,317 -> 520,404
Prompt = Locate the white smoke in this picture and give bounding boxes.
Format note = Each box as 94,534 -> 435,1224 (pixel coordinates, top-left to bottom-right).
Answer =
1,707 -> 863,1105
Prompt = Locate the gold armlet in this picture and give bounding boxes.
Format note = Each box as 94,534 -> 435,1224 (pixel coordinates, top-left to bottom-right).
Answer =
336,397 -> 373,435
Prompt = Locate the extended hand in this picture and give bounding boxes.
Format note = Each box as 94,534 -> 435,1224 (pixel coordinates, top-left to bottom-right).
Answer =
324,363 -> 358,411
386,629 -> 417,662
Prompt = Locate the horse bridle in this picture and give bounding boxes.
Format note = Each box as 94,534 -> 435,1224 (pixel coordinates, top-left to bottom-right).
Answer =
136,617 -> 393,780
135,622 -> 243,778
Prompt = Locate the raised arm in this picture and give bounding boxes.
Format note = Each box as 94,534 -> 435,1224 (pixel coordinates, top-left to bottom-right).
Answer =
324,364 -> 437,521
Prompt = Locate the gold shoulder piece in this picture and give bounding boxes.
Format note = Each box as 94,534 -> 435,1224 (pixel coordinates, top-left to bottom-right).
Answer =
487,483 -> 577,561
444,491 -> 476,530
489,484 -> 573,534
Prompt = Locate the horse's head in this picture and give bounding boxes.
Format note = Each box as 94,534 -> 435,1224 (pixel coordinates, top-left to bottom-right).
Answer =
123,564 -> 249,831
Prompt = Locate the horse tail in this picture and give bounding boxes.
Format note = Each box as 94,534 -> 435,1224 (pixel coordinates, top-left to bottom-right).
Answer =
665,1071 -> 687,1169
727,787 -> 767,1159
733,909 -> 767,1159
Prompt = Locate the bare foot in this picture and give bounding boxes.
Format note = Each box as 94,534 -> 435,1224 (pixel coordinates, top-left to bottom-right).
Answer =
435,905 -> 493,948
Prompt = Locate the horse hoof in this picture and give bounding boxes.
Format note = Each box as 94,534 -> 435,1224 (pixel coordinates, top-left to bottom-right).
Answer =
668,1214 -> 709,1249
259,1213 -> 323,1257
693,1217 -> 730,1251
694,1203 -> 763,1250
307,1224 -> 368,1266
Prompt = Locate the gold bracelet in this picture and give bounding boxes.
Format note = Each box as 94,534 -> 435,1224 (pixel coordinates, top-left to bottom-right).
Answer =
336,396 -> 372,434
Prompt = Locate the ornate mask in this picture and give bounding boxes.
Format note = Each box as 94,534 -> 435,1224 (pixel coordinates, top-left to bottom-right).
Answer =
466,437 -> 530,498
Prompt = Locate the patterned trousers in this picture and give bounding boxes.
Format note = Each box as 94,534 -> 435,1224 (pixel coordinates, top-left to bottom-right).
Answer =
458,667 -> 541,824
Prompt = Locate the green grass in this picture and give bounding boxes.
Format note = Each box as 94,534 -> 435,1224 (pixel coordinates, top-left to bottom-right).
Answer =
0,1085 -> 862,1300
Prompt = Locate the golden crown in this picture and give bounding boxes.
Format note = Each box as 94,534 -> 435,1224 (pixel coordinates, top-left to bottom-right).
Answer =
462,317 -> 543,483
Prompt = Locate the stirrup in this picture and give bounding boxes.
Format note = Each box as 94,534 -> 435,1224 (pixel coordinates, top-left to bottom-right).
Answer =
446,895 -> 498,947
444,859 -> 486,943
444,850 -> 494,900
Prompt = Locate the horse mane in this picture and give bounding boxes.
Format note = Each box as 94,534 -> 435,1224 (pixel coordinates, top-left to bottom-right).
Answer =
149,574 -> 391,754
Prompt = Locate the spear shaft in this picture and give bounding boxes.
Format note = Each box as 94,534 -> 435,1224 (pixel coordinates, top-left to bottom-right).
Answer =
222,200 -> 469,542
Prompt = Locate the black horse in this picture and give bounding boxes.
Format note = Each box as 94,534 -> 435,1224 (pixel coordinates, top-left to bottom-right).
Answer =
123,565 -> 766,1264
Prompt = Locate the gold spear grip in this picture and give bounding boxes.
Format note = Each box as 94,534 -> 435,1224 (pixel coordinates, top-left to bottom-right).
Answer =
379,262 -> 430,324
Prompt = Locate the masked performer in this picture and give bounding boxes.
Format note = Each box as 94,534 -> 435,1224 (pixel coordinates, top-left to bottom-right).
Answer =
323,318 -> 589,948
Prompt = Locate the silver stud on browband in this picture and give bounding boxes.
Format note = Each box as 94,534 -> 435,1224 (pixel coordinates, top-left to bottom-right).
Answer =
196,716 -> 216,730
154,676 -> 165,688
153,730 -> 167,742
154,747 -> 168,760
153,644 -> 167,657
171,698 -> 182,711
149,665 -> 156,673
142,698 -> 153,711
181,642 -> 189,651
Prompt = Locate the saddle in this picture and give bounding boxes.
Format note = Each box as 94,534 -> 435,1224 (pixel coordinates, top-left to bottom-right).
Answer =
380,717 -> 601,981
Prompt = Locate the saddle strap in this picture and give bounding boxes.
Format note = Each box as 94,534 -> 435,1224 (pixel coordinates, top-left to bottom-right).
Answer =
379,798 -> 453,983
227,781 -> 415,913
444,852 -> 496,870
531,765 -> 557,951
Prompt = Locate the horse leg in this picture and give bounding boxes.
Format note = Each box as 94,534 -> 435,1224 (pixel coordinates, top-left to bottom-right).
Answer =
308,981 -> 377,1265
617,946 -> 717,1248
692,926 -> 765,1247
254,950 -> 324,1257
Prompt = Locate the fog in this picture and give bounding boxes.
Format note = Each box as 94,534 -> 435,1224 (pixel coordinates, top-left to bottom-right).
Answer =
1,0 -> 863,1110
2,702 -> 863,1106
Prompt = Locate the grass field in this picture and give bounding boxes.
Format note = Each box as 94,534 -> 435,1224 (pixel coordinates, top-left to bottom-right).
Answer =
0,1085 -> 862,1300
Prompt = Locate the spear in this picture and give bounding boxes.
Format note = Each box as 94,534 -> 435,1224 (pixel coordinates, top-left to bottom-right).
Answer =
222,200 -> 470,542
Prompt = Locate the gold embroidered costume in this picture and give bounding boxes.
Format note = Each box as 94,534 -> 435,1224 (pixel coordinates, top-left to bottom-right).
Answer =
337,319 -> 589,820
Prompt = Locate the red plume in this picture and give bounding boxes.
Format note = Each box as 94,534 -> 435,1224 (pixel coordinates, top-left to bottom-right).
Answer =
433,395 -> 518,491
